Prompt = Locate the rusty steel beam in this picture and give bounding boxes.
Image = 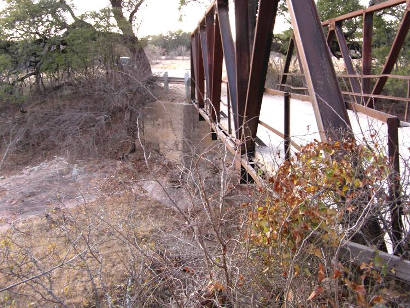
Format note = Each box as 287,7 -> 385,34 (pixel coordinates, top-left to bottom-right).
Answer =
243,0 -> 280,155
334,23 -> 362,104
371,8 -> 410,98
235,0 -> 251,139
206,11 -> 215,113
210,13 -> 224,122
406,80 -> 410,120
362,12 -> 374,97
216,0 -> 239,132
199,23 -> 210,101
248,0 -> 258,53
198,1 -> 217,26
191,34 -> 198,100
190,37 -> 196,100
280,37 -> 295,91
287,0 -> 352,141
340,73 -> 410,80
284,92 -> 291,161
326,27 -> 335,58
195,31 -> 205,108
322,0 -> 406,26
387,117 -> 404,255
227,85 -> 232,135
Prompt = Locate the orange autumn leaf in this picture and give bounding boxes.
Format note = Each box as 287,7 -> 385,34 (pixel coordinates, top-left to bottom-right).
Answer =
307,286 -> 324,301
332,269 -> 341,279
370,295 -> 385,305
318,263 -> 325,282
356,292 -> 367,307
353,284 -> 366,295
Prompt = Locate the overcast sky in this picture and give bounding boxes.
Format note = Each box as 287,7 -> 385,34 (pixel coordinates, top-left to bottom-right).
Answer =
70,0 -> 207,36
70,0 -> 293,36
0,0 -> 371,37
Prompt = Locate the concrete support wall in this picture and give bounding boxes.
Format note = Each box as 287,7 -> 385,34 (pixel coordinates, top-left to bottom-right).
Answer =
143,100 -> 212,164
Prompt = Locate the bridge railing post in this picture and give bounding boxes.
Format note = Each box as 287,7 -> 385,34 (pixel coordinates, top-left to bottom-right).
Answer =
387,116 -> 404,255
405,79 -> 409,121
190,38 -> 196,102
184,72 -> 190,103
163,72 -> 169,92
227,84 -> 232,136
284,92 -> 291,161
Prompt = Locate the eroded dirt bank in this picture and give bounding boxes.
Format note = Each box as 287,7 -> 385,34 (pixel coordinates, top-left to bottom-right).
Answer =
0,157 -> 118,224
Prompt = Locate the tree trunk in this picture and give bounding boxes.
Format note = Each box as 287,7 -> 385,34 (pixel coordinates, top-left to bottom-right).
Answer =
110,0 -> 152,80
126,36 -> 152,80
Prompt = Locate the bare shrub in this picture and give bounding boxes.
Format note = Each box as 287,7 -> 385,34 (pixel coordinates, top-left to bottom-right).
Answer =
168,46 -> 189,58
0,67 -> 157,172
145,45 -> 166,64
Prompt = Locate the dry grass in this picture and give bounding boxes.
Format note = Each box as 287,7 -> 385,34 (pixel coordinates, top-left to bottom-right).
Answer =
0,72 -> 157,174
0,159 -> 188,307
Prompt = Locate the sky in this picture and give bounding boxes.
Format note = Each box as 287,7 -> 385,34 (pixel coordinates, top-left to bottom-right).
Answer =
69,0 -> 292,36
0,0 -> 371,37
70,0 -> 208,36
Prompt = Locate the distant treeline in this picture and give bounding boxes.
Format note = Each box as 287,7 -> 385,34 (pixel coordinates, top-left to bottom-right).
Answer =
144,30 -> 190,56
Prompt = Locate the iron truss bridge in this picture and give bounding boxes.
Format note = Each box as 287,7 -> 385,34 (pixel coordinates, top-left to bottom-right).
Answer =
188,0 -> 410,282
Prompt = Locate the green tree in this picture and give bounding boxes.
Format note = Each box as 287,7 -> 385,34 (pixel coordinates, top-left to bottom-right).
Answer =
0,0 -> 158,102
317,0 -> 363,39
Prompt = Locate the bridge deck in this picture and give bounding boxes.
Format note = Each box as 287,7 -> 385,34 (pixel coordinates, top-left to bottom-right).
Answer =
217,90 -> 410,177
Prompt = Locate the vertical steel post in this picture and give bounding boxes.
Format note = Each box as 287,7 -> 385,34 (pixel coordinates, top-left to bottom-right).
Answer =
227,84 -> 232,135
362,12 -> 374,98
248,0 -> 258,52
190,37 -> 196,101
210,13 -> 223,123
243,0 -> 280,155
235,0 -> 251,139
284,92 -> 291,161
196,31 -> 206,112
206,11 -> 215,114
387,117 -> 404,255
280,38 -> 295,91
200,22 -> 210,103
406,80 -> 410,121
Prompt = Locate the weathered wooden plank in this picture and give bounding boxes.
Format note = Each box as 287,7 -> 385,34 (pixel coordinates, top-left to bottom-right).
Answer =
341,241 -> 410,282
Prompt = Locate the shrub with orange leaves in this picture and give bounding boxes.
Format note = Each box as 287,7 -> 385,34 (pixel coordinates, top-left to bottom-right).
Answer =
250,140 -> 389,259
247,139 -> 397,306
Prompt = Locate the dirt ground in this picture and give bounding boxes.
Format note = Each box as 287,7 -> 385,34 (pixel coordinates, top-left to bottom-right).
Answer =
0,150 -> 202,306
